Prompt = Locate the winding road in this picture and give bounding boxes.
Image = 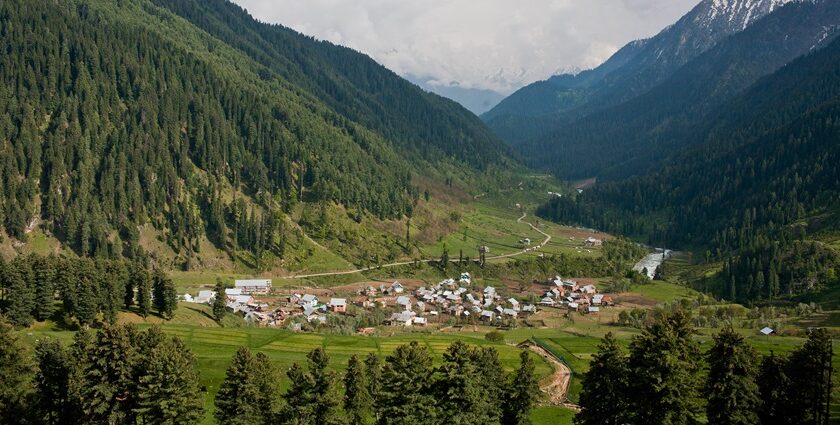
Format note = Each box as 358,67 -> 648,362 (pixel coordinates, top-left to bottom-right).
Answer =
277,213 -> 552,279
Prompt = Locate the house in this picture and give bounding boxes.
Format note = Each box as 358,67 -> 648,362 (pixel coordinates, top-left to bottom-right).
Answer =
601,296 -> 614,306
581,285 -> 597,295
459,272 -> 472,284
225,288 -> 242,297
588,306 -> 600,314
390,281 -> 405,294
503,308 -> 518,318
568,302 -> 579,311
303,306 -> 320,321
299,294 -> 318,308
508,298 -> 520,311
540,297 -> 556,306
364,286 -> 378,297
585,237 -> 603,247
562,281 -> 579,293
592,294 -> 604,305
329,298 -> 347,313
760,327 -> 775,336
481,310 -> 495,321
414,317 -> 428,326
234,279 -> 272,295
195,290 -> 216,304
522,305 -> 537,314
181,294 -> 194,303
389,311 -> 416,326
229,295 -> 254,306
396,296 -> 412,310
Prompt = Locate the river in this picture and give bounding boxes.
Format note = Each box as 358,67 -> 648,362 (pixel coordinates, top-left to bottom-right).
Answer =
633,249 -> 673,279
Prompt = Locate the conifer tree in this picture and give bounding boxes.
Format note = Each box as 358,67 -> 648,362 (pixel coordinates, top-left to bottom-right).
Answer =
364,352 -> 382,422
377,342 -> 437,425
503,350 -> 540,425
82,325 -> 138,425
33,255 -> 57,321
152,269 -> 177,319
437,341 -> 491,425
215,347 -> 266,425
344,355 -> 373,425
704,327 -> 760,425
756,352 -> 790,425
575,333 -> 629,425
213,279 -> 228,322
135,337 -> 204,424
132,264 -> 152,318
282,362 -> 317,425
786,328 -> 834,425
307,348 -> 344,425
471,347 -> 506,424
626,309 -> 702,425
0,315 -> 34,419
3,262 -> 34,328
34,338 -> 73,425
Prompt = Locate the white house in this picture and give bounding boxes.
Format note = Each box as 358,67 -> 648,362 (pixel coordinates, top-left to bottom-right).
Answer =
396,296 -> 412,310
234,279 -> 272,295
390,281 -> 405,294
225,288 -> 242,297
328,298 -> 347,313
195,290 -> 216,304
299,294 -> 318,308
459,272 -> 471,284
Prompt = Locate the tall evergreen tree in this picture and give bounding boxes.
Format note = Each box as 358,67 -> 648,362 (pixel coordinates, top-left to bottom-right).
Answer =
575,333 -> 629,425
503,351 -> 540,425
82,325 -> 138,425
215,347 -> 267,425
626,309 -> 701,425
213,279 -> 228,322
282,362 -> 317,425
0,315 -> 34,420
756,352 -> 790,425
2,263 -> 34,328
437,341 -> 491,425
704,327 -> 760,425
32,255 -> 57,321
377,342 -> 437,425
307,348 -> 344,425
364,352 -> 382,423
34,338 -> 73,425
134,337 -> 204,424
471,347 -> 506,424
344,355 -> 373,425
132,264 -> 152,318
152,269 -> 177,319
786,328 -> 834,425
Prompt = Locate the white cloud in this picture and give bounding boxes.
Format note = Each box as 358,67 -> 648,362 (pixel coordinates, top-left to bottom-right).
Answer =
231,0 -> 699,94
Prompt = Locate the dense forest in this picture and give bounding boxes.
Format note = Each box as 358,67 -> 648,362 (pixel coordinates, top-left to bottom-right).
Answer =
0,254 -> 176,329
576,310 -> 835,425
538,35 -> 840,302
0,319 -> 541,425
0,0 -> 515,266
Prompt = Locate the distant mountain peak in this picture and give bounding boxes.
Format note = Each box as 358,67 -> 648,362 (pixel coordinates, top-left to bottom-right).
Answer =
699,0 -> 795,30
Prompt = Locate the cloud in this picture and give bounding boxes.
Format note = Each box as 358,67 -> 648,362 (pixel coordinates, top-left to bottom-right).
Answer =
231,0 -> 699,94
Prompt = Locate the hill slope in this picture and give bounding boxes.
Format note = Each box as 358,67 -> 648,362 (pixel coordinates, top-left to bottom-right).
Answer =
0,0 -> 517,267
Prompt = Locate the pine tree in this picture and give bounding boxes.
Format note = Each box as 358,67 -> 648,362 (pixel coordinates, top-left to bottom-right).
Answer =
503,350 -> 540,425
436,341 -> 491,425
66,327 -> 94,424
786,328 -> 834,425
704,327 -> 760,425
282,362 -> 316,425
756,352 -> 790,425
307,348 -> 343,425
3,262 -> 34,328
152,269 -> 177,319
82,325 -> 138,425
344,355 -> 373,425
626,309 -> 701,425
0,315 -> 34,419
215,347 -> 266,425
471,347 -> 506,424
377,341 -> 437,425
134,337 -> 204,424
33,255 -> 57,321
213,279 -> 228,322
34,338 -> 73,425
132,264 -> 152,318
575,333 -> 629,425
364,352 -> 382,422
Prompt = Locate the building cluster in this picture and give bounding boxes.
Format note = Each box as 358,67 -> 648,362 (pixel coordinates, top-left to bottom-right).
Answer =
538,276 -> 612,314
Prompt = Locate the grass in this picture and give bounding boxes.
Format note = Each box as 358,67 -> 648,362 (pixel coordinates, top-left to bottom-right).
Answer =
629,280 -> 698,303
532,406 -> 577,424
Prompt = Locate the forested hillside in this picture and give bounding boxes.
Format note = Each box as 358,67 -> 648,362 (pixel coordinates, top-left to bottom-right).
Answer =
521,0 -> 840,180
0,0 -> 515,266
537,36 -> 840,302
483,0 -> 797,149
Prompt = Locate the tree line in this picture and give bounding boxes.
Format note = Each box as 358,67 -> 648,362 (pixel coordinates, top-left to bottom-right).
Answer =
576,309 -> 835,425
0,319 -> 540,425
0,254 -> 177,329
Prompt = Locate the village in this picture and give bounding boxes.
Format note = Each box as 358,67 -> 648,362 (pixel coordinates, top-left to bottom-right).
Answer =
183,272 -> 614,332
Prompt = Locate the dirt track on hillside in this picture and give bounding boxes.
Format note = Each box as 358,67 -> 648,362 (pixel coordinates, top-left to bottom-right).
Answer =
522,342 -> 581,411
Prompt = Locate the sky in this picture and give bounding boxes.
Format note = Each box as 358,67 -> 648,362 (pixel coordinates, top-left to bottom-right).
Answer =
231,0 -> 700,95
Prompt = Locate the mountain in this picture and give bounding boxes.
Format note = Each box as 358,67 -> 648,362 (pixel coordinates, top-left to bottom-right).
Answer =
537,34 -> 840,301
406,75 -> 506,115
523,0 -> 840,180
0,0 -> 516,266
483,0 -> 796,146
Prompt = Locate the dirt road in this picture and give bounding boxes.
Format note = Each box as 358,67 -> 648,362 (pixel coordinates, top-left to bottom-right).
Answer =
521,341 -> 581,411
278,213 -> 552,279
